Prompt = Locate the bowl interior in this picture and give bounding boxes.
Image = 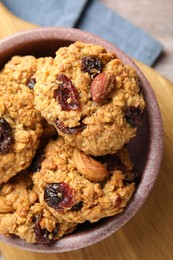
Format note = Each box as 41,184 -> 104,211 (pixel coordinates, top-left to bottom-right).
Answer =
0,28 -> 163,252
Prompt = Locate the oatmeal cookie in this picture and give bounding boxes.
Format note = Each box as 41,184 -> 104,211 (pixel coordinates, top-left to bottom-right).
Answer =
32,137 -> 136,224
0,172 -> 76,243
0,78 -> 42,183
0,55 -> 54,88
34,41 -> 145,156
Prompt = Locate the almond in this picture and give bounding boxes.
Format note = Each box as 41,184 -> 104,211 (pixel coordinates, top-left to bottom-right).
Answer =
72,148 -> 108,182
91,72 -> 116,103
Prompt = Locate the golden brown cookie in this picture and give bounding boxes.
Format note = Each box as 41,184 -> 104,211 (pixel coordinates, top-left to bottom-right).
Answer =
0,55 -> 54,88
34,41 -> 145,156
0,172 -> 76,243
0,78 -> 42,183
32,137 -> 136,224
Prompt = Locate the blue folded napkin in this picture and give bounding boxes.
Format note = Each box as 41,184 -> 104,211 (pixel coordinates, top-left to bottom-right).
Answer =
1,0 -> 163,66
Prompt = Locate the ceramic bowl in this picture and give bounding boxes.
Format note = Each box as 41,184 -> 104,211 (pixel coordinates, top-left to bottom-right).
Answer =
0,27 -> 163,252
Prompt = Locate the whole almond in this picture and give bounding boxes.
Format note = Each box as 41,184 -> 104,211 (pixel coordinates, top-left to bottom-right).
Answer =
91,72 -> 116,103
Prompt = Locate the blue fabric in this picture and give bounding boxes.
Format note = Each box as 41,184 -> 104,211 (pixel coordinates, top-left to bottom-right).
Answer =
1,0 -> 89,27
1,0 -> 163,65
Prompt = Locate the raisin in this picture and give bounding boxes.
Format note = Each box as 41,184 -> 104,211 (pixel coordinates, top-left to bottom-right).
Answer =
54,73 -> 80,111
26,75 -> 36,90
95,154 -> 125,172
33,213 -> 59,244
55,118 -> 86,134
0,118 -> 13,154
81,56 -> 102,78
44,183 -> 75,211
124,106 -> 143,127
71,201 -> 83,211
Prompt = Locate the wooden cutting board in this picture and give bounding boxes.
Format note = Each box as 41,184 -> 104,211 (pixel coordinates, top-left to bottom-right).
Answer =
0,3 -> 173,260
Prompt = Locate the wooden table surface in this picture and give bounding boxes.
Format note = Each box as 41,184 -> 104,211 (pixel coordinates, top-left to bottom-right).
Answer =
0,3 -> 173,260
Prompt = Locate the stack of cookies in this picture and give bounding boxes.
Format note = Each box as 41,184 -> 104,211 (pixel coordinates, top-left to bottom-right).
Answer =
0,42 -> 145,244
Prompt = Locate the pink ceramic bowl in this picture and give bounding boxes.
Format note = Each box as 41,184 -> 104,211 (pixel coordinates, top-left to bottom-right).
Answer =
0,27 -> 163,252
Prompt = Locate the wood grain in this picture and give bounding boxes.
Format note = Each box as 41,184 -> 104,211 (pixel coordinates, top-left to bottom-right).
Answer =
0,3 -> 36,37
0,3 -> 173,260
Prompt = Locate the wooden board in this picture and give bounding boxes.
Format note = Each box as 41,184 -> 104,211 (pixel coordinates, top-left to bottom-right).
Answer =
0,3 -> 173,260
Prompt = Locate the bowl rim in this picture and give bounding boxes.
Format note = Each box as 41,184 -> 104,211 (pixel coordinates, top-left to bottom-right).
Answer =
0,27 -> 164,253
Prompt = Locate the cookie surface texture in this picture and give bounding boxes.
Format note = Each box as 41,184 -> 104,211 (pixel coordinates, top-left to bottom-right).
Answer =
34,41 -> 145,156
0,79 -> 42,183
0,55 -> 54,88
0,172 -> 76,243
32,137 -> 136,224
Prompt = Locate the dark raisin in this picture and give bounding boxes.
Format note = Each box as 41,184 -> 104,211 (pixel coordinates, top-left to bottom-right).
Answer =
95,154 -> 125,172
81,56 -> 102,78
44,183 -> 75,211
124,106 -> 143,128
29,150 -> 45,173
0,118 -> 13,154
26,75 -> 36,90
33,213 -> 59,244
55,118 -> 86,134
54,73 -> 80,111
71,201 -> 83,211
